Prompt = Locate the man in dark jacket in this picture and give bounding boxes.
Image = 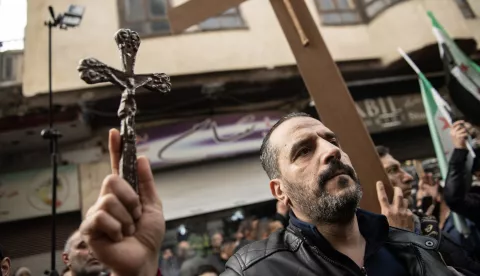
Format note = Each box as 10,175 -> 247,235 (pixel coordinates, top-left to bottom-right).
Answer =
444,120 -> 480,228
222,112 -> 466,276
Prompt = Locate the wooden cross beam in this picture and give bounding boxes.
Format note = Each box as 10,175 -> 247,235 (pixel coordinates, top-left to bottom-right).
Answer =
78,29 -> 171,192
169,0 -> 392,213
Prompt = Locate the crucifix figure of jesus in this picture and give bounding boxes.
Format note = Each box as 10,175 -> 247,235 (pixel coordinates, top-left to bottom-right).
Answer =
78,29 -> 171,192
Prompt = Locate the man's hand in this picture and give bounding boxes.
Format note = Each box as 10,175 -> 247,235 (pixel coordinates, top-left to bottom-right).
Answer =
376,181 -> 414,231
80,129 -> 165,276
450,120 -> 468,149
418,173 -> 439,200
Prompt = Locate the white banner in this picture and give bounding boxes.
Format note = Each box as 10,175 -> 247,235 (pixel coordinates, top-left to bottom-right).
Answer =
0,165 -> 80,223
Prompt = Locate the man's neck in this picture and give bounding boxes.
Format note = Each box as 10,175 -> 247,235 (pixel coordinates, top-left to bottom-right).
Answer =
316,215 -> 366,267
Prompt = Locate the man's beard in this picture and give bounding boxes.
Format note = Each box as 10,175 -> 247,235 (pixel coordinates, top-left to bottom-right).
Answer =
285,159 -> 362,225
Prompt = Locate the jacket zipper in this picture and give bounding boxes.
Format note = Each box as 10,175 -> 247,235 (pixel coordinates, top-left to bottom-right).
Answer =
412,245 -> 426,276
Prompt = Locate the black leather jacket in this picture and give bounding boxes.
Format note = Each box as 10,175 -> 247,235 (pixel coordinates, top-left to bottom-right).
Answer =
444,148 -> 480,228
221,223 -> 460,276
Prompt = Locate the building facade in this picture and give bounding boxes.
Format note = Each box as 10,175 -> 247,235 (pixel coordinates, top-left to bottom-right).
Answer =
1,0 -> 479,273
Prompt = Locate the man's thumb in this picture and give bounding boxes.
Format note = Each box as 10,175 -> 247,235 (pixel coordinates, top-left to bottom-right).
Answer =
137,156 -> 162,207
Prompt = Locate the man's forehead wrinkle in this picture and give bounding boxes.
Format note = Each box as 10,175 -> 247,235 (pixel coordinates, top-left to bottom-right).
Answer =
269,117 -> 325,157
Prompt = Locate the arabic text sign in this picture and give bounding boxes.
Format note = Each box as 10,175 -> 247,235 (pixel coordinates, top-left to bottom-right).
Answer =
136,111 -> 283,168
0,165 -> 80,223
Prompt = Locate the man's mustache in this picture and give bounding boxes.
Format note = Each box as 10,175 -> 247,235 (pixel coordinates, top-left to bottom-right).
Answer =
318,159 -> 357,189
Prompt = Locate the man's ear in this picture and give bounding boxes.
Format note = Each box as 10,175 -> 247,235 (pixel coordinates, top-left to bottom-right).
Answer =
1,257 -> 11,276
62,252 -> 70,266
270,179 -> 290,207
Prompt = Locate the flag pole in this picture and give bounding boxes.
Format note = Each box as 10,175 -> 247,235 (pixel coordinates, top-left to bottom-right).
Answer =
398,48 -> 476,158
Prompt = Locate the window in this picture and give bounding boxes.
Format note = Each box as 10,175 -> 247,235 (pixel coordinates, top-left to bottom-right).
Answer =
361,0 -> 405,19
454,0 -> 476,19
315,0 -> 409,25
198,8 -> 245,31
118,0 -> 246,36
119,0 -> 171,36
315,0 -> 362,25
0,55 -> 14,81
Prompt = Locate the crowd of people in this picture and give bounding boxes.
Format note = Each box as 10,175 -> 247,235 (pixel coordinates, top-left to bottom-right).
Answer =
1,114 -> 480,276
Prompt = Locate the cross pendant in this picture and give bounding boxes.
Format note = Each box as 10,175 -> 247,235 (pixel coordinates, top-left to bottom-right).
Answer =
78,29 -> 171,192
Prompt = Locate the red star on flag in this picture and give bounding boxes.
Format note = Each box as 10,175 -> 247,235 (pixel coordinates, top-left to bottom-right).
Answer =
439,117 -> 450,130
459,63 -> 469,73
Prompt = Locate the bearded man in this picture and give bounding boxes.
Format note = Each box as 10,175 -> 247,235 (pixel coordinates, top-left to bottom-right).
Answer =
221,113 -> 466,276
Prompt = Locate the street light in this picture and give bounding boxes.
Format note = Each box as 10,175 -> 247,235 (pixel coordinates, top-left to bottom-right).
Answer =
43,5 -> 85,276
61,5 -> 85,28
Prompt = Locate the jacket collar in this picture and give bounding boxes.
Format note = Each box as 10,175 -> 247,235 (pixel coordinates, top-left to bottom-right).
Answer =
289,209 -> 389,259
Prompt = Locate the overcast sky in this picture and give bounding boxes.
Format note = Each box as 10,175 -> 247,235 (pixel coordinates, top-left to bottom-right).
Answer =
0,0 -> 27,51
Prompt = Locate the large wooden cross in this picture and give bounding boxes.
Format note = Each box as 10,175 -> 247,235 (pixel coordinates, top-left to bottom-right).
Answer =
168,0 -> 392,212
78,29 -> 171,192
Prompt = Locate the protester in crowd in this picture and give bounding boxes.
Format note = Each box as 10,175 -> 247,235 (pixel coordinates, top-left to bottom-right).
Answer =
418,178 -> 480,260
160,248 -> 180,276
195,265 -> 218,276
377,145 -> 480,273
233,218 -> 258,253
376,145 -> 415,205
176,241 -> 193,265
209,233 -> 223,255
0,245 -> 11,276
219,240 -> 235,266
206,238 -> 237,273
80,121 -> 471,276
444,120 -> 480,229
205,233 -> 230,273
179,241 -> 208,276
62,230 -> 107,276
13,267 -> 31,276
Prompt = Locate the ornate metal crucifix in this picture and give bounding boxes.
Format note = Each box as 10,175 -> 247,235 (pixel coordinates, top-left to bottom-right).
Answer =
78,29 -> 171,192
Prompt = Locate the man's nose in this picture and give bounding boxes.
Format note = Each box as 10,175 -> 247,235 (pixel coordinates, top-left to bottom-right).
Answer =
401,169 -> 413,183
320,141 -> 341,165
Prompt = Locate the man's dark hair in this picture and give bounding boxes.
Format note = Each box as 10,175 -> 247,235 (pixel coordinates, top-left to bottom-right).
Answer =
260,112 -> 312,179
195,265 -> 219,276
375,145 -> 390,158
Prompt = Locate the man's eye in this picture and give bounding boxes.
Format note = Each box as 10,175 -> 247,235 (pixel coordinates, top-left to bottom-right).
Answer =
297,147 -> 311,157
330,139 -> 339,146
387,167 -> 399,174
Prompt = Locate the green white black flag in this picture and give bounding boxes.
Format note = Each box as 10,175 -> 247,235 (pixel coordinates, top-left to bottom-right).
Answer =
428,11 -> 480,125
398,48 -> 472,237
